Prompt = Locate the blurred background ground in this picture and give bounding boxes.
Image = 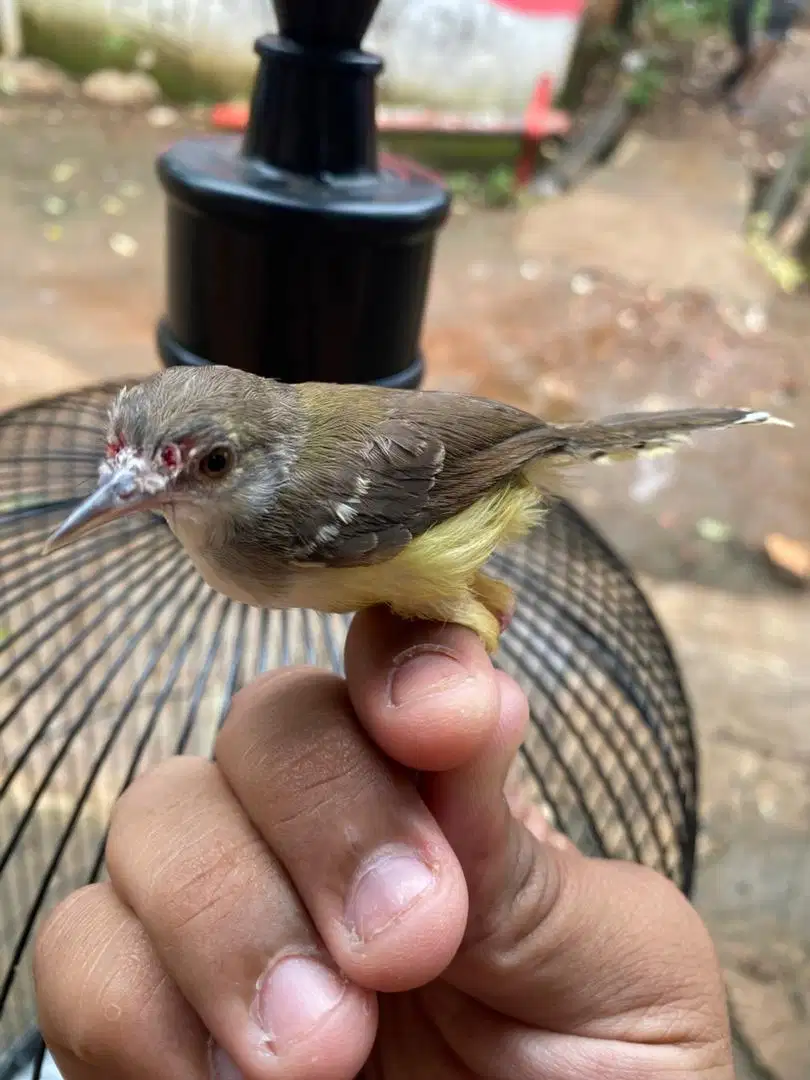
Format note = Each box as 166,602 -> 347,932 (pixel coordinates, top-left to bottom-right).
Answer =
1,32 -> 809,1080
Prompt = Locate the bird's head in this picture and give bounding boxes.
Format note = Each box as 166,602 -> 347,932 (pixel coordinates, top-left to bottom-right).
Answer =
44,365 -> 300,552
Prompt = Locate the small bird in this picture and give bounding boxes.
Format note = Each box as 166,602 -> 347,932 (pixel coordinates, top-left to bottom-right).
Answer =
45,366 -> 790,652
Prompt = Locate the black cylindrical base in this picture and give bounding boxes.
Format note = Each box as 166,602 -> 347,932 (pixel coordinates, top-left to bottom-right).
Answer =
156,317 -> 425,389
155,33 -> 451,387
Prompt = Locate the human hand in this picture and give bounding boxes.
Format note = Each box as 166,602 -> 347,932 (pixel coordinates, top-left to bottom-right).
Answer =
34,608 -> 734,1079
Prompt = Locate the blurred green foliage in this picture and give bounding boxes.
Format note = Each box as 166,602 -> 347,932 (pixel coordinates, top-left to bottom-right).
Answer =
643,0 -> 771,38
20,11 -> 250,102
625,65 -> 667,106
445,165 -> 520,208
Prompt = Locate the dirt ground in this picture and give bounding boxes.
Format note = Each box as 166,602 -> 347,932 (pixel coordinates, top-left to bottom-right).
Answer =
1,43 -> 809,1079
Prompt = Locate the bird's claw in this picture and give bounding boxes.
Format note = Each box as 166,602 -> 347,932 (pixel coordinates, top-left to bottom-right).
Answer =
497,598 -> 516,635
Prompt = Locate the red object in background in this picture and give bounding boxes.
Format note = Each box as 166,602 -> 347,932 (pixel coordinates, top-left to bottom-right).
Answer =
514,73 -> 570,186
378,153 -> 444,185
208,102 -> 445,184
211,101 -> 250,130
210,72 -> 570,189
490,0 -> 586,13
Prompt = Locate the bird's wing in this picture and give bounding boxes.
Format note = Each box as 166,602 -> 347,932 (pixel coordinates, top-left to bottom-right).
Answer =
286,418 -> 450,567
284,384 -> 561,567
285,384 -> 780,568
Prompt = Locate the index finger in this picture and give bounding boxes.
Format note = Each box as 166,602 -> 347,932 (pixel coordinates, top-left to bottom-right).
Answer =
343,608 -> 500,772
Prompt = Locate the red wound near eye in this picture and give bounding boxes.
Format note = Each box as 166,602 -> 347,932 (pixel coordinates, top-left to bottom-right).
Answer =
105,438 -> 124,458
160,444 -> 181,470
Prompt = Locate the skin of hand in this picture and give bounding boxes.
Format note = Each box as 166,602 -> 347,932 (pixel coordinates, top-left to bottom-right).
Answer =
33,608 -> 734,1080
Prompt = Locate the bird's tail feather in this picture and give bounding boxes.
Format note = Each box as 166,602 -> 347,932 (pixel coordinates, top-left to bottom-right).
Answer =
448,407 -> 791,504
544,407 -> 792,465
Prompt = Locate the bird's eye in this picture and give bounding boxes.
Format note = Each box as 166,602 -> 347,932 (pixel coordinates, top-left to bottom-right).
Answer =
199,446 -> 233,479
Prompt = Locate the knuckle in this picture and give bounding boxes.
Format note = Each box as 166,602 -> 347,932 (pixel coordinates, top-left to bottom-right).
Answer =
223,669 -> 286,730
272,741 -> 379,831
108,755 -> 214,832
461,825 -> 564,977
149,829 -> 268,937
221,668 -> 343,743
105,755 -> 270,939
623,863 -> 718,957
216,668 -> 353,785
217,667 -> 389,839
34,885 -> 156,1062
106,756 -> 218,862
34,884 -> 107,987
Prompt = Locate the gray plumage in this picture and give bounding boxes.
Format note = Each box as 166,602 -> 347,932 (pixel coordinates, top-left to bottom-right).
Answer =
46,364 -> 790,648
107,365 -> 788,571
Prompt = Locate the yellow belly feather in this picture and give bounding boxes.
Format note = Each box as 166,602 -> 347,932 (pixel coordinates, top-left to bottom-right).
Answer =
287,481 -> 545,652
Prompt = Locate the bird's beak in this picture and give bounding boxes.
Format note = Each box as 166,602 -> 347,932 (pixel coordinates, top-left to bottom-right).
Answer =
43,466 -> 164,553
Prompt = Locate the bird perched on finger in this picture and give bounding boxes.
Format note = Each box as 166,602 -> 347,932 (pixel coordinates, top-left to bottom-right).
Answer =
45,365 -> 791,653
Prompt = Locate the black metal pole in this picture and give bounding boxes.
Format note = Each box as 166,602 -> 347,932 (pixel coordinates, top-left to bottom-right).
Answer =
155,0 -> 451,388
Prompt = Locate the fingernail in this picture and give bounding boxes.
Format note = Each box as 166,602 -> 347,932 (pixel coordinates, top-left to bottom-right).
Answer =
389,644 -> 470,706
253,956 -> 346,1052
209,1044 -> 244,1080
346,845 -> 436,941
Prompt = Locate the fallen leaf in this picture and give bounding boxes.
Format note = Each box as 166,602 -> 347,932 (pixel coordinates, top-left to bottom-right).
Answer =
109,233 -> 138,257
100,194 -> 125,215
42,195 -> 66,216
50,161 -> 79,183
119,182 -> 144,199
763,533 -> 810,582
697,518 -> 732,543
570,272 -> 594,296
146,105 -> 179,128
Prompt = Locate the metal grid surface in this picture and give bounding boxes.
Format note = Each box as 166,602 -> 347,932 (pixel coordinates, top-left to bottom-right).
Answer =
0,382 -> 698,1078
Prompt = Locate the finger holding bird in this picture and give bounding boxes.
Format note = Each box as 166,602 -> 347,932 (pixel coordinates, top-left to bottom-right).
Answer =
44,365 -> 793,653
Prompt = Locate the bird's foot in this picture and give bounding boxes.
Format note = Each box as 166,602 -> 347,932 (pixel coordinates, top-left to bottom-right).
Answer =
387,575 -> 515,654
473,573 -> 516,634
463,604 -> 502,655
414,594 -> 502,654
497,602 -> 515,635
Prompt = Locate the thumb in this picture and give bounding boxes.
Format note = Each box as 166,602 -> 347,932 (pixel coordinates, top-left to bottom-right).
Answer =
420,673 -> 727,1043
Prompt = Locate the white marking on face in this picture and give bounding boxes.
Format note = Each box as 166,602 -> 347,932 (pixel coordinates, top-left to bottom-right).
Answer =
99,447 -> 169,495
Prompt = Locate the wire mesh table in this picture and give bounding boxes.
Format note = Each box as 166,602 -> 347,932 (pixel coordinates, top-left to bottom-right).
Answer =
0,381 -> 698,1078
